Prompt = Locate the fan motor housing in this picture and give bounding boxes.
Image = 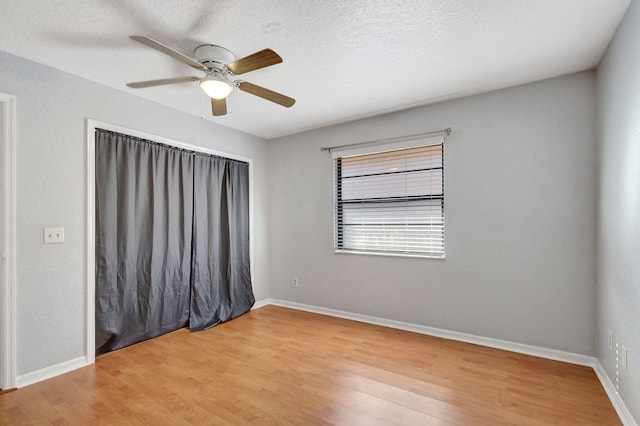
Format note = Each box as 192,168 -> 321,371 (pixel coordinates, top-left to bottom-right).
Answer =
194,44 -> 236,71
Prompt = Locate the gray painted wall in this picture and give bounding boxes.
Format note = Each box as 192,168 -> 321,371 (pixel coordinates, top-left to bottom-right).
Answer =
596,0 -> 640,420
268,72 -> 598,355
0,51 -> 270,375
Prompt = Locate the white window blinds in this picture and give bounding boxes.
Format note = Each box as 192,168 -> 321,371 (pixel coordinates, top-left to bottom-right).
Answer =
334,143 -> 444,258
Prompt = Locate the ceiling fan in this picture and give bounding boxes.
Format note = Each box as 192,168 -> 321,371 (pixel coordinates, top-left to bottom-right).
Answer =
126,35 -> 295,116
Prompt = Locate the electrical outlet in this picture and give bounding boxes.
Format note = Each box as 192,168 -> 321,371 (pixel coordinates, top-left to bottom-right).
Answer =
608,329 -> 614,351
621,345 -> 628,369
292,277 -> 299,287
44,227 -> 65,244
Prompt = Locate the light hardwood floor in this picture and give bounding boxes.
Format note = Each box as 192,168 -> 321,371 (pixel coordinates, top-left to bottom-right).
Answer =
0,305 -> 621,425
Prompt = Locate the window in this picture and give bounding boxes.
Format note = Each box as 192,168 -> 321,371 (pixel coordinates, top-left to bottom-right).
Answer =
334,142 -> 444,258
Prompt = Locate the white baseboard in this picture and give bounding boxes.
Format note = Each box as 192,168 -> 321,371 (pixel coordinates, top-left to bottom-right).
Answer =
16,356 -> 89,388
269,299 -> 594,366
252,298 -> 271,310
593,360 -> 638,426
268,298 -> 637,425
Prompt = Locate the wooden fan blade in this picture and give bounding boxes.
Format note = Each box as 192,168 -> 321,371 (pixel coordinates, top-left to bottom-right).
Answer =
227,49 -> 282,75
130,35 -> 205,70
238,81 -> 295,107
211,98 -> 227,116
126,77 -> 200,88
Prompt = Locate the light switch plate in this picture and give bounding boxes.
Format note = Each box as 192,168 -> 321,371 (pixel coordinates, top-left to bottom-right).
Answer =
44,227 -> 64,244
621,345 -> 628,369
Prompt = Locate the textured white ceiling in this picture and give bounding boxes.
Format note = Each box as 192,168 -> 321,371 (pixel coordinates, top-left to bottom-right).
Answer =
0,0 -> 630,139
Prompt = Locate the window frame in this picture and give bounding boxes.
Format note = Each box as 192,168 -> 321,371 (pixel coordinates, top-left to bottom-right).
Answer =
332,139 -> 445,259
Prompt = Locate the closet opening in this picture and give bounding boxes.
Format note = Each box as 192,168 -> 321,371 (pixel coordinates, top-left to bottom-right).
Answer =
86,120 -> 254,359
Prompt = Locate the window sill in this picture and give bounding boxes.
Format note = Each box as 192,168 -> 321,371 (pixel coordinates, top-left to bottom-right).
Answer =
334,249 -> 445,260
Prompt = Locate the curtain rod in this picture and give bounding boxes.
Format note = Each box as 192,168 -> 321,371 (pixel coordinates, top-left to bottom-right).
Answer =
320,127 -> 452,152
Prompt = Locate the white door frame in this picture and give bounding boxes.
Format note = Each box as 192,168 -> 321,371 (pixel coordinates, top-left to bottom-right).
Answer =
0,93 -> 17,390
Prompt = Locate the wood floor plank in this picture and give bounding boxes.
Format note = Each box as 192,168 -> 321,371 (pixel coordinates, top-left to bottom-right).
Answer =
0,305 -> 622,425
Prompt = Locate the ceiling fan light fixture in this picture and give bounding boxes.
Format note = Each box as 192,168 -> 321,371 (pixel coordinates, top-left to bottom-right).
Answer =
199,74 -> 233,99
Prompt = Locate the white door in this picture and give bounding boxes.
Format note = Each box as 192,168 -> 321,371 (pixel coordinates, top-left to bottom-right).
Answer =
0,100 -> 6,389
0,93 -> 16,390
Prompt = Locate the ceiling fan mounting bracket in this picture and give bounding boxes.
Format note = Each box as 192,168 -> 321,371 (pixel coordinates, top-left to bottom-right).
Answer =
194,44 -> 236,71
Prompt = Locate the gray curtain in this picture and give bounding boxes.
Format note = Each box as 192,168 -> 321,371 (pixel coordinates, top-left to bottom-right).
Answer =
189,154 -> 254,331
95,129 -> 253,353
